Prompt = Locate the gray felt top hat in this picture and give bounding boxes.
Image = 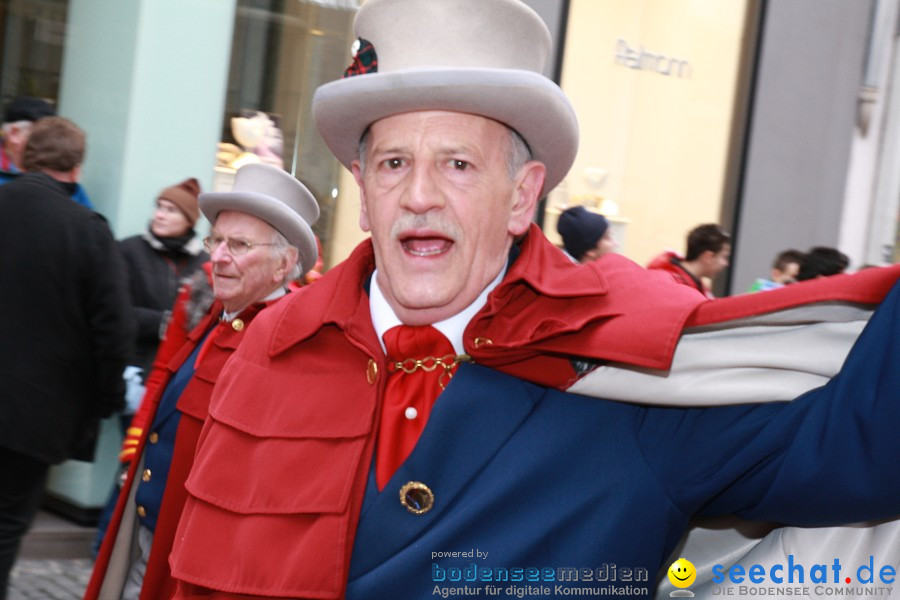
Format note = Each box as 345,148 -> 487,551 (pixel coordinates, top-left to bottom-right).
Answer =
199,163 -> 320,276
312,0 -> 579,195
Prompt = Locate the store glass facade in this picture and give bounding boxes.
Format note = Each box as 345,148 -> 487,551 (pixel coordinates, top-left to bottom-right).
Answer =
217,0 -> 359,265
0,0 -> 68,108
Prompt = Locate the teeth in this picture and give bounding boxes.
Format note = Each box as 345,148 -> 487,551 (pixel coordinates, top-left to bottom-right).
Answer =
406,246 -> 445,257
402,238 -> 450,257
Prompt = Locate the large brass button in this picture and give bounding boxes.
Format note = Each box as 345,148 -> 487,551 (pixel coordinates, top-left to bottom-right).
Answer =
142,468 -> 152,482
231,318 -> 244,332
399,481 -> 434,515
136,505 -> 146,518
148,432 -> 159,444
367,359 -> 378,385
473,337 -> 493,348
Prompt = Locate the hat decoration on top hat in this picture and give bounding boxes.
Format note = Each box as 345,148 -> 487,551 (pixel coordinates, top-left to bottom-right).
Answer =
312,0 -> 579,195
199,163 -> 320,276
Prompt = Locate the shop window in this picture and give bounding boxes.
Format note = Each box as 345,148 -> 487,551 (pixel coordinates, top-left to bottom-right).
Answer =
0,0 -> 68,109
215,0 -> 360,268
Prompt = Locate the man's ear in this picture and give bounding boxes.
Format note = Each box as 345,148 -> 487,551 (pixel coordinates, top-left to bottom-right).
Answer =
275,246 -> 300,283
508,160 -> 546,236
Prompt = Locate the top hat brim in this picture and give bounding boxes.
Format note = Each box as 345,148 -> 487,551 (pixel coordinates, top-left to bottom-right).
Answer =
200,191 -> 318,277
313,67 -> 579,195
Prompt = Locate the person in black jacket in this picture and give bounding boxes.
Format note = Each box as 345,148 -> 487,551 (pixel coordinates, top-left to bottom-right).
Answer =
0,116 -> 133,599
91,178 -> 208,556
118,177 -> 208,398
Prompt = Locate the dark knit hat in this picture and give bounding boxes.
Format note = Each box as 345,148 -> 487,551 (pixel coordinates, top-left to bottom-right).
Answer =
4,96 -> 55,123
556,205 -> 609,261
158,177 -> 201,226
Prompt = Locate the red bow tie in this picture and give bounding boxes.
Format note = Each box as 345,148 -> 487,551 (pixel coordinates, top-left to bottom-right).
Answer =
376,325 -> 470,490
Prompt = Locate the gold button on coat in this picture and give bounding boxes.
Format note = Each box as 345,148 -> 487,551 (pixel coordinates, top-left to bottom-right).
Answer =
148,432 -> 159,444
473,337 -> 493,348
367,359 -> 378,384
231,318 -> 244,331
399,481 -> 434,515
142,468 -> 152,482
137,506 -> 146,518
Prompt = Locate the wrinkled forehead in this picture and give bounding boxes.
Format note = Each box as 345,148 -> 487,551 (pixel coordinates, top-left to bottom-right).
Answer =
212,209 -> 277,237
371,109 -> 511,136
360,110 -> 518,158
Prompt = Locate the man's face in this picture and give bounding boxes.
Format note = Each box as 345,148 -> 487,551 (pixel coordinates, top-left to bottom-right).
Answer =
151,198 -> 192,238
773,261 -> 799,284
208,210 -> 294,313
702,244 -> 731,279
4,121 -> 33,167
582,230 -> 617,263
353,110 -> 545,325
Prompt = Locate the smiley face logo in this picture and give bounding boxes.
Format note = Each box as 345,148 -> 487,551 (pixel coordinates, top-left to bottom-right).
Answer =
667,558 -> 697,589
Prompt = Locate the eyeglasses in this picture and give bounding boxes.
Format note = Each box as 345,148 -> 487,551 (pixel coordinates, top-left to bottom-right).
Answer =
203,235 -> 279,257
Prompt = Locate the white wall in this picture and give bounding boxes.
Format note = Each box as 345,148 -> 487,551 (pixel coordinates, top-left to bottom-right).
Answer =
732,0 -> 874,291
59,0 -> 238,238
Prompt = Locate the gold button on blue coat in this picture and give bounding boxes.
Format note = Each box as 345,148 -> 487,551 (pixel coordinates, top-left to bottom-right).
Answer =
399,481 -> 434,515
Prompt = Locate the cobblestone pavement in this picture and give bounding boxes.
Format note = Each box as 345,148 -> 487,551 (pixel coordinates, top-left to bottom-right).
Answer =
8,559 -> 93,600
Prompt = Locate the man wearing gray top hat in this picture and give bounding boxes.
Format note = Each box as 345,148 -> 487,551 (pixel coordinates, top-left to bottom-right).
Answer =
168,1 -> 900,598
84,163 -> 319,600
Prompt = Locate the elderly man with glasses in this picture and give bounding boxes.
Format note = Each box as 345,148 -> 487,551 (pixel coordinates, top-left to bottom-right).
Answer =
84,163 -> 319,600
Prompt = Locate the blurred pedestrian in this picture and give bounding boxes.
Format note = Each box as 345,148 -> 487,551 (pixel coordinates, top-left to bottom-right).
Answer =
747,248 -> 804,292
647,223 -> 731,298
0,117 -> 133,600
796,246 -> 849,281
117,177 -> 208,406
0,97 -> 53,177
92,177 -> 209,555
0,96 -> 93,208
556,205 -> 617,263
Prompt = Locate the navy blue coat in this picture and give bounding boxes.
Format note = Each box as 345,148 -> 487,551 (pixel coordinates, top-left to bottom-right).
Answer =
169,235 -> 900,599
346,279 -> 900,598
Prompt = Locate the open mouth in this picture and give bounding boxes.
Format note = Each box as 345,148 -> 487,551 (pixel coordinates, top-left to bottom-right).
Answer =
401,236 -> 453,257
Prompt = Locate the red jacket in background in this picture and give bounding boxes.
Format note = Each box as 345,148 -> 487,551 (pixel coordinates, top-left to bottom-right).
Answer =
84,265 -> 279,600
647,249 -> 714,298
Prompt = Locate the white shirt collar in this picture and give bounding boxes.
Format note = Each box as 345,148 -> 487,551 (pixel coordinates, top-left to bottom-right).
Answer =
221,287 -> 287,322
369,265 -> 506,355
